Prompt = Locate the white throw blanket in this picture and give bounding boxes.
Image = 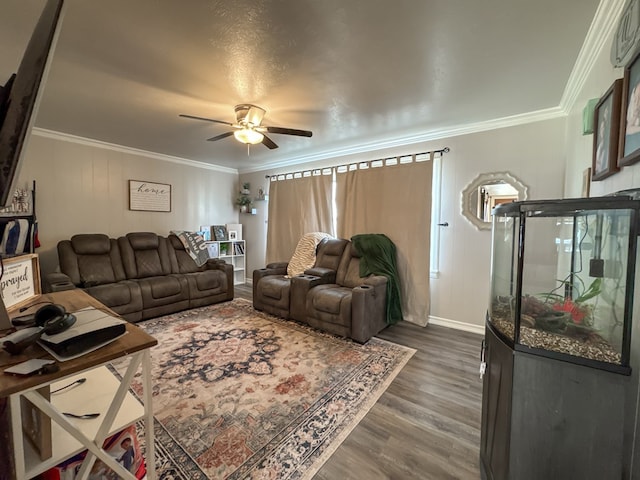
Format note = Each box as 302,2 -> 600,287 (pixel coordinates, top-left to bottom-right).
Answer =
287,232 -> 332,277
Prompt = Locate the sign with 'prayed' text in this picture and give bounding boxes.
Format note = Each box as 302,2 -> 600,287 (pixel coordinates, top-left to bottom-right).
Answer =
1,255 -> 38,309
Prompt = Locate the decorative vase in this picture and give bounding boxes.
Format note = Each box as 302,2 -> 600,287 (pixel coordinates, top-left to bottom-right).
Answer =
240,205 -> 248,213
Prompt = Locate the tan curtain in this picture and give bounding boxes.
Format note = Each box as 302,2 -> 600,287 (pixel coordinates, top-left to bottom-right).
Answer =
335,159 -> 433,325
266,173 -> 334,264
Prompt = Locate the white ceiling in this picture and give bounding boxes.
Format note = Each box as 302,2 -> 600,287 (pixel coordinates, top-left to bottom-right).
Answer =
0,0 -> 602,172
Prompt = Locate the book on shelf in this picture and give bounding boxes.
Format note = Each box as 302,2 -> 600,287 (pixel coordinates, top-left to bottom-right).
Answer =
233,243 -> 245,255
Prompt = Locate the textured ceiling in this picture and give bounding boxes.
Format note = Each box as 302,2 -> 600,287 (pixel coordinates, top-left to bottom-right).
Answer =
0,0 -> 601,172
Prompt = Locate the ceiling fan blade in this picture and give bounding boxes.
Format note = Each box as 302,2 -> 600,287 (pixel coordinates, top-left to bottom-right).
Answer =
265,126 -> 313,137
179,114 -> 234,127
207,131 -> 234,142
261,134 -> 279,149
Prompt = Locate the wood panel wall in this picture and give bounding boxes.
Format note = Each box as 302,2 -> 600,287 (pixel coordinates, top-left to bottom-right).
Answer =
17,134 -> 239,276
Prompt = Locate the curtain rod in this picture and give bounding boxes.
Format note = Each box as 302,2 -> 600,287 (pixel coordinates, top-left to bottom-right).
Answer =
264,146 -> 450,179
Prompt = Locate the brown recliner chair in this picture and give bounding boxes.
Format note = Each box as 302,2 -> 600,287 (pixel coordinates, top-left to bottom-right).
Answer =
253,238 -> 348,319
292,242 -> 388,343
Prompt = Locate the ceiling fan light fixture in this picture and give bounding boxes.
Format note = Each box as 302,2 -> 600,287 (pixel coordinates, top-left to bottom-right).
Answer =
234,128 -> 264,145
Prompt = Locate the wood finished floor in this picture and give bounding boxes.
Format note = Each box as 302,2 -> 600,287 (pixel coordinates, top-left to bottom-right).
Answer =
235,284 -> 483,480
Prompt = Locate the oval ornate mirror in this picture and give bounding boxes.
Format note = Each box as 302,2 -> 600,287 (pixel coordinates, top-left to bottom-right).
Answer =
461,172 -> 528,230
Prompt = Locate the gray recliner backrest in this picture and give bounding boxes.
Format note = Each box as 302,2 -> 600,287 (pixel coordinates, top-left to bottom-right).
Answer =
58,233 -> 126,287
335,243 -> 363,288
167,234 -> 202,274
118,232 -> 172,279
314,238 -> 348,270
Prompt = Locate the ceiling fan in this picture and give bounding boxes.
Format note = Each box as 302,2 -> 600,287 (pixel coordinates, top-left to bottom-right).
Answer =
179,104 -> 312,150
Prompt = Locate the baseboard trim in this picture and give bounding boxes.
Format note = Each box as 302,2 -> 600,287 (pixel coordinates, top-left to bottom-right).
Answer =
429,316 -> 485,335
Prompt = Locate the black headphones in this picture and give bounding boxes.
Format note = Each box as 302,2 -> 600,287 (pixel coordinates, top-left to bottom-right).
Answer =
3,304 -> 77,355
35,305 -> 77,333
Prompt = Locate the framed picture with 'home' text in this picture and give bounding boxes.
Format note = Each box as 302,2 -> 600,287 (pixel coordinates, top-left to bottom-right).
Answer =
129,180 -> 171,212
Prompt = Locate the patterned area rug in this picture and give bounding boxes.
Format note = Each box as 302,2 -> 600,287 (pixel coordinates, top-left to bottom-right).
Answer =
119,299 -> 415,479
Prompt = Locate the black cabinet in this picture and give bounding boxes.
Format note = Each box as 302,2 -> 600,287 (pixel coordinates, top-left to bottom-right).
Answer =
480,191 -> 640,479
480,325 -> 627,480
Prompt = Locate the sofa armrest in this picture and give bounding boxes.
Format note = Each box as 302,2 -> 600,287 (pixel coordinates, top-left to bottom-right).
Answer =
363,275 -> 387,288
266,261 -> 289,270
303,267 -> 336,284
203,259 -> 234,299
255,264 -> 288,279
43,272 -> 77,293
205,258 -> 225,268
252,264 -> 287,300
219,261 -> 235,299
290,273 -> 334,321
351,276 -> 388,343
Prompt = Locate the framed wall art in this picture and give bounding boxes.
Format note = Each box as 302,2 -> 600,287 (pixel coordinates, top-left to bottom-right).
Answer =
592,78 -> 622,181
129,180 -> 171,212
212,225 -> 228,241
21,387 -> 52,460
620,49 -> 640,167
1,253 -> 41,311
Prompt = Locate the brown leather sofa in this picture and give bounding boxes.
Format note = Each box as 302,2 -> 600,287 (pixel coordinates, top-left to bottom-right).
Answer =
253,238 -> 389,343
45,232 -> 233,322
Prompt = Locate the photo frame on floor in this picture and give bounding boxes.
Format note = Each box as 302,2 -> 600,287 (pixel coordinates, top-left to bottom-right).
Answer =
21,386 -> 52,460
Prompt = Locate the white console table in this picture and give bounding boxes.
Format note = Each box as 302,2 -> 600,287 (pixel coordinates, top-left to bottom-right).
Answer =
0,290 -> 158,480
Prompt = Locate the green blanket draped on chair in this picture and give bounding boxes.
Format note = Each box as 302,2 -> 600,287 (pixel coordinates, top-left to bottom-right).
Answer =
351,233 -> 402,325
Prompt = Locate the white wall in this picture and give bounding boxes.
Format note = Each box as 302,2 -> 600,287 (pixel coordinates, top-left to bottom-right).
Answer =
235,171 -> 269,285
564,15 -> 640,197
434,119 -> 566,329
18,133 -> 239,275
240,117 -> 567,331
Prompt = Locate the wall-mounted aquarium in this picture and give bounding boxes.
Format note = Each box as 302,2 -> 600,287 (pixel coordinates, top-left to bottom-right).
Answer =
488,193 -> 640,374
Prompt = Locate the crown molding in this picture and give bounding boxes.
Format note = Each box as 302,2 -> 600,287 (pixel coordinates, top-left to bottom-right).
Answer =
32,127 -> 238,174
560,0 -> 626,113
239,106 -> 566,173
